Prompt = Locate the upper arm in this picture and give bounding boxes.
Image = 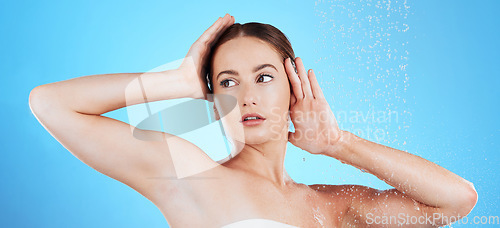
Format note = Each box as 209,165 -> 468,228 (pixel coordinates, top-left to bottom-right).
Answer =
29,87 -> 219,203
343,185 -> 445,227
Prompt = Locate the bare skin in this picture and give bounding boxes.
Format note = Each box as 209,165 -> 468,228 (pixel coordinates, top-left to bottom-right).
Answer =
29,13 -> 477,227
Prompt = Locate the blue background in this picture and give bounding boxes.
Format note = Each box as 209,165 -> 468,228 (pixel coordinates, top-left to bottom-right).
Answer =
1,0 -> 498,227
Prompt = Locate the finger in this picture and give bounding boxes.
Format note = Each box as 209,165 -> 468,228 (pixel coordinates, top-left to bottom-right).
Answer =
206,14 -> 235,50
194,14 -> 230,62
288,131 -> 295,145
290,90 -> 297,106
295,57 -> 313,99
308,69 -> 325,100
196,16 -> 224,44
193,15 -> 233,62
212,14 -> 233,41
197,14 -> 230,46
285,58 -> 303,99
206,14 -> 230,42
288,131 -> 300,147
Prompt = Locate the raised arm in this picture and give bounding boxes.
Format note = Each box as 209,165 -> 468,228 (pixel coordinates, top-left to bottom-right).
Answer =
329,131 -> 477,227
29,67 -> 208,200
283,57 -> 478,227
29,14 -> 235,204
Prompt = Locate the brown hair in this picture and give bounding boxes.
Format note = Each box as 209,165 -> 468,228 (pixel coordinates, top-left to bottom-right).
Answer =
206,22 -> 295,92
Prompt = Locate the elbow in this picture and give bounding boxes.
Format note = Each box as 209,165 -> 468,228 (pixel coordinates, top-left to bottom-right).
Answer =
29,85 -> 54,116
29,86 -> 45,115
450,180 -> 478,218
461,181 -> 478,216
436,182 -> 478,227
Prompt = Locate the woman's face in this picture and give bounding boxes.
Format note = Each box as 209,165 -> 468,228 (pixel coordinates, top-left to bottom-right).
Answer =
211,36 -> 291,147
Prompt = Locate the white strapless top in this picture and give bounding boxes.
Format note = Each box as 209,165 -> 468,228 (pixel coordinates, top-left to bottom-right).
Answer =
221,219 -> 299,228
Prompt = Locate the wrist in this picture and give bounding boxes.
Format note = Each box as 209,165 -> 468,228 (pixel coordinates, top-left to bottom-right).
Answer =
174,66 -> 208,100
322,130 -> 353,159
161,68 -> 196,99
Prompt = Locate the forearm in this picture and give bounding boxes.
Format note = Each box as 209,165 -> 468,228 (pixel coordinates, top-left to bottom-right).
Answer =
31,69 -> 191,115
324,131 -> 477,211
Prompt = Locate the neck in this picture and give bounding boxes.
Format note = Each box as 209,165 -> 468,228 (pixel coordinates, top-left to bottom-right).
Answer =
226,138 -> 293,188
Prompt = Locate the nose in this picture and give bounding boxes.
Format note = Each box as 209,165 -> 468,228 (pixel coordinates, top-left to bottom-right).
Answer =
243,100 -> 256,106
240,85 -> 258,107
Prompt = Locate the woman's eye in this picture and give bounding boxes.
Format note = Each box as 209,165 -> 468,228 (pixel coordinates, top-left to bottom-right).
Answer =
257,74 -> 274,83
220,79 -> 236,88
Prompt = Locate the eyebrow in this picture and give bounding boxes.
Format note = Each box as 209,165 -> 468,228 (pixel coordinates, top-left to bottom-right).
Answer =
216,64 -> 278,81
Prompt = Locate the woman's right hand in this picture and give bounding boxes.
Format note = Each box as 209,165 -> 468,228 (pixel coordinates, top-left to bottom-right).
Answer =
178,13 -> 235,101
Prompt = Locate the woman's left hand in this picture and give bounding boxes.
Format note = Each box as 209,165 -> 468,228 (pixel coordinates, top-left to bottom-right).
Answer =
285,57 -> 342,155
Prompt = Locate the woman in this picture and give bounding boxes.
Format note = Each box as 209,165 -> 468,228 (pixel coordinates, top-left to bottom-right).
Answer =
29,13 -> 477,227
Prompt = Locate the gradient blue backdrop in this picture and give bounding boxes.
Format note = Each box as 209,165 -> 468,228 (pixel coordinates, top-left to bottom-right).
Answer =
1,0 -> 498,227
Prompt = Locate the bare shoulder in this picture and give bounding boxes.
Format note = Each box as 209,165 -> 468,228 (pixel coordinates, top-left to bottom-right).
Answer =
306,184 -> 379,209
308,183 -> 375,194
155,160 -> 236,202
305,184 -> 373,205
152,161 -> 239,226
307,184 -> 385,224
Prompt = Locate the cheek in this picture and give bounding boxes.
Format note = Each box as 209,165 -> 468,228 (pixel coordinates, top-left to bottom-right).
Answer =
275,78 -> 291,107
264,81 -> 290,124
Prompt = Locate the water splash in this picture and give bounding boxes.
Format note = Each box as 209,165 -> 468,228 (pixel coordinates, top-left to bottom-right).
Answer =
313,0 -> 413,149
312,206 -> 326,227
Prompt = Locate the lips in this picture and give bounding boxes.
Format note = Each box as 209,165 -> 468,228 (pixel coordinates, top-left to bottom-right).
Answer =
240,113 -> 266,123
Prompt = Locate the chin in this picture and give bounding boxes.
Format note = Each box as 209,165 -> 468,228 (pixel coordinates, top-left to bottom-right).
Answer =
221,119 -> 287,145
242,134 -> 270,145
244,125 -> 286,144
